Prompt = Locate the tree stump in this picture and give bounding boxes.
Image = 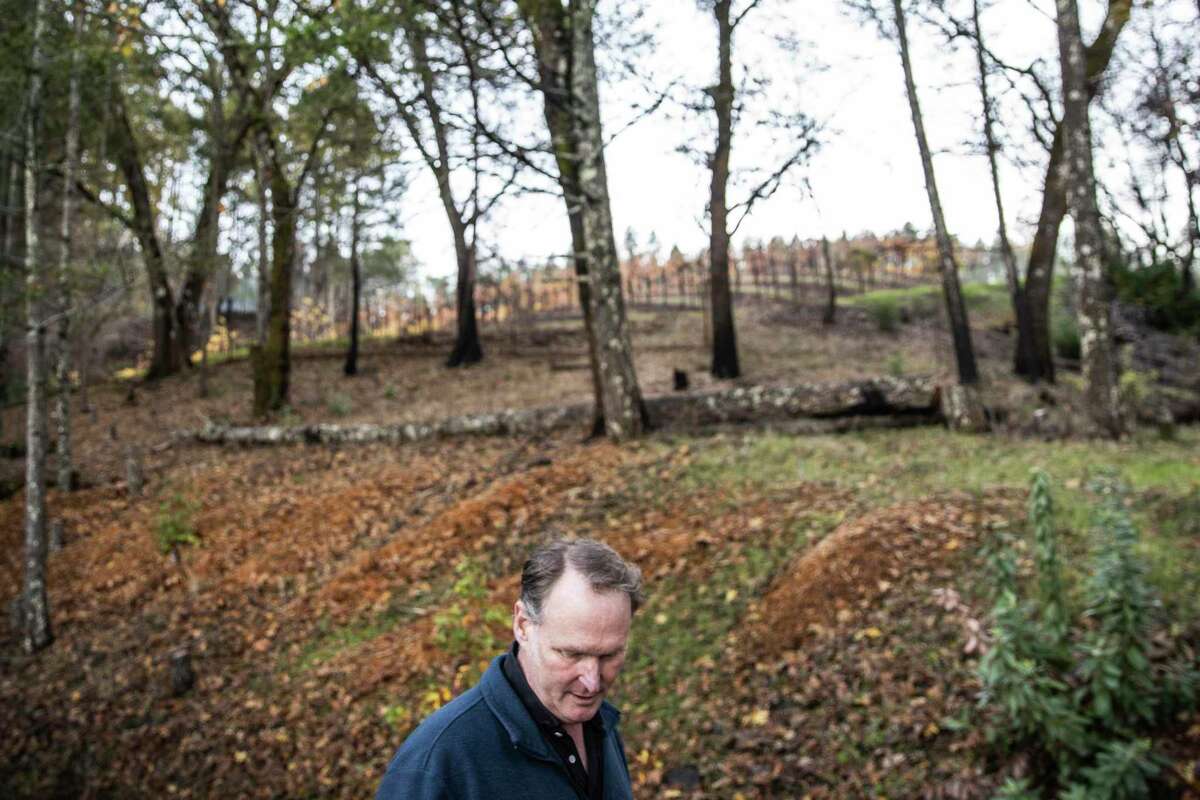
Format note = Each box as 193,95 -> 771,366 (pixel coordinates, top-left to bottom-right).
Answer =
169,647 -> 195,696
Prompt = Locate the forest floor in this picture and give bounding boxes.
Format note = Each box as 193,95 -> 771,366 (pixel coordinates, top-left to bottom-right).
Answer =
1,289 -> 1199,798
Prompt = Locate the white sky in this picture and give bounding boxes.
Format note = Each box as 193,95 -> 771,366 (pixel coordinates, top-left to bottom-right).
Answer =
394,0 -> 1116,280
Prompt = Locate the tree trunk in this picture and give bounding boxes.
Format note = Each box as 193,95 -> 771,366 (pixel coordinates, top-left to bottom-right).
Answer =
252,144 -> 296,417
175,74 -> 244,369
1056,0 -> 1123,437
709,0 -> 740,380
23,0 -> 52,654
2,157 -> 19,271
112,85 -> 183,380
446,242 -> 482,367
397,19 -> 483,368
566,0 -> 646,439
972,0 -> 1036,379
344,182 -> 361,377
520,0 -> 633,437
822,236 -> 837,325
253,136 -> 271,344
893,0 -> 979,386
1016,0 -> 1131,381
55,2 -> 83,493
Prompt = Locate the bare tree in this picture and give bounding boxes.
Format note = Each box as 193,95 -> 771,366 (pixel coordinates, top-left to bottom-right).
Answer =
970,0 -> 1034,380
708,0 -> 740,378
1056,0 -> 1123,437
700,0 -> 818,379
890,0 -> 980,394
22,0 -> 51,654
356,6 -> 484,368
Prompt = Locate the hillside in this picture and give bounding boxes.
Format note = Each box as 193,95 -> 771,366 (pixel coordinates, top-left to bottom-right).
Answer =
2,294 -> 1199,798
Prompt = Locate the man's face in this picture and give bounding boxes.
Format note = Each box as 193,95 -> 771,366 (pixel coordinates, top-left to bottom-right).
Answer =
513,566 -> 632,726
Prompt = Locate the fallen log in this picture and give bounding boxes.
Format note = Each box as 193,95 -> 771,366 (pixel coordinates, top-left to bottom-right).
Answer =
187,377 -> 941,446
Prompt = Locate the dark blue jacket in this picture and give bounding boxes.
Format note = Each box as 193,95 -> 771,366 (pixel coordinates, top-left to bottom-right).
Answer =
375,655 -> 635,800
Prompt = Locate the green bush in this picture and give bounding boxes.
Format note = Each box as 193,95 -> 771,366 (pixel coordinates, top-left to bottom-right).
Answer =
1053,312 -> 1081,360
1112,260 -> 1200,336
866,297 -> 901,332
977,471 -> 1197,798
154,493 -> 200,556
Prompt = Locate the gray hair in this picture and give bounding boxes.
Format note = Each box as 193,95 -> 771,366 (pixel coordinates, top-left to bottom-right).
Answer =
520,538 -> 644,623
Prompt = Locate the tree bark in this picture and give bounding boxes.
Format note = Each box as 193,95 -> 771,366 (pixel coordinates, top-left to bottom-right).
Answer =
174,64 -> 249,368
566,0 -> 646,439
821,236 -> 837,325
344,181 -> 361,377
253,137 -> 271,343
1016,0 -> 1131,381
252,142 -> 297,416
972,0 -> 1035,379
520,0 -> 644,438
23,0 -> 52,653
112,84 -> 183,380
55,2 -> 84,493
892,0 -> 979,386
399,17 -> 482,368
520,0 -> 604,438
1056,0 -> 1123,437
709,0 -> 740,379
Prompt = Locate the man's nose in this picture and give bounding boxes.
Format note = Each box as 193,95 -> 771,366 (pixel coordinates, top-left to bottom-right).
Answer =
578,659 -> 600,693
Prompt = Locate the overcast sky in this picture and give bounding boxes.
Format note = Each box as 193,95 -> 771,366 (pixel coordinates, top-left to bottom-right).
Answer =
397,0 -> 1101,280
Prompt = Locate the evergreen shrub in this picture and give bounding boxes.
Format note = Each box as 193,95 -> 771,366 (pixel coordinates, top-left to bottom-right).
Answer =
1112,261 -> 1200,336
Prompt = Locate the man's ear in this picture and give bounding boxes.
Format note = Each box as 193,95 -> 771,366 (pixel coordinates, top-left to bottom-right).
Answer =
513,600 -> 528,643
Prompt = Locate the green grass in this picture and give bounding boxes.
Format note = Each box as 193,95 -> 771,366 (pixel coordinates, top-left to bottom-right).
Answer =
843,282 -> 1012,328
286,581 -> 449,675
671,426 -> 1200,620
611,515 -> 834,749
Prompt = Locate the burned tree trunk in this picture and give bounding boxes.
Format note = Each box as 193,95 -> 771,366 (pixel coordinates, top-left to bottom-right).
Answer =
972,0 -> 1035,380
709,0 -> 740,379
1056,0 -> 1123,437
821,236 -> 837,325
892,0 -> 979,389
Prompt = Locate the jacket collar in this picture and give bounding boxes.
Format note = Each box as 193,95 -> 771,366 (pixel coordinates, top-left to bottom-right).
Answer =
479,653 -> 621,762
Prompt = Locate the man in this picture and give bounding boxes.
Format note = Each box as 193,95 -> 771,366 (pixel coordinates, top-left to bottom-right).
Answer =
376,538 -> 643,800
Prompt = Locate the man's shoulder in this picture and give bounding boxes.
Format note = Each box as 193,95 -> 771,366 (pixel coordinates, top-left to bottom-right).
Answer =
395,684 -> 500,763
